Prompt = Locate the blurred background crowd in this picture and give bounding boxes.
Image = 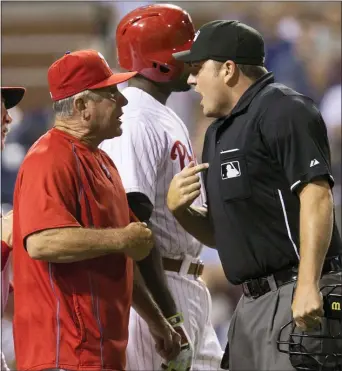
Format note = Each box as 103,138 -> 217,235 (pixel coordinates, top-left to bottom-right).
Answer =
1,0 -> 341,360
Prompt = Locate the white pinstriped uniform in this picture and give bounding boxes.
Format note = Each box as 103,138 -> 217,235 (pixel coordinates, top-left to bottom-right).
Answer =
100,87 -> 223,370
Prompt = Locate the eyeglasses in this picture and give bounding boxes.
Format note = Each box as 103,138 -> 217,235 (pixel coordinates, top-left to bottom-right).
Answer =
105,91 -> 118,103
93,89 -> 119,103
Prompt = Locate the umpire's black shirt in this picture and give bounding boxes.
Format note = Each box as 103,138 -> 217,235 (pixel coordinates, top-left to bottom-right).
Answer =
203,72 -> 342,284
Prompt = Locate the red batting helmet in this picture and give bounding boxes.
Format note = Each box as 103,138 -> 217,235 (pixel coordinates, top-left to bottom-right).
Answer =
116,4 -> 195,83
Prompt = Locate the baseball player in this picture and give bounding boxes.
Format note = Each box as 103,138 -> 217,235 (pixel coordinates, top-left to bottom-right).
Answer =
100,4 -> 223,371
1,86 -> 25,371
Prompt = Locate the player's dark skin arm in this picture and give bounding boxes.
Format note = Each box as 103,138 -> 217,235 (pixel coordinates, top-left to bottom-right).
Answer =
132,263 -> 181,361
127,192 -> 178,318
132,262 -> 167,326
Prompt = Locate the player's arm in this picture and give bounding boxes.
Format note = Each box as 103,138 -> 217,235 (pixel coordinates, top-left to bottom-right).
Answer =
26,223 -> 153,263
128,192 -> 178,318
132,263 -> 181,361
101,118 -> 179,316
132,261 -> 165,324
130,194 -> 195,369
167,162 -> 215,247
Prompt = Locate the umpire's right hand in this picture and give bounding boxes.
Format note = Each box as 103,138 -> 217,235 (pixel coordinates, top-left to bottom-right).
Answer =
167,162 -> 209,214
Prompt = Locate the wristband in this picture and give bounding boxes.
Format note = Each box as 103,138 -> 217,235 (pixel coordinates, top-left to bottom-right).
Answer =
167,312 -> 184,327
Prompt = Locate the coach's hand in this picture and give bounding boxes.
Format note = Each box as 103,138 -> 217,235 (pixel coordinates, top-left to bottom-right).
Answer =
161,313 -> 193,371
123,222 -> 154,261
292,282 -> 324,331
167,162 -> 209,214
2,210 -> 13,248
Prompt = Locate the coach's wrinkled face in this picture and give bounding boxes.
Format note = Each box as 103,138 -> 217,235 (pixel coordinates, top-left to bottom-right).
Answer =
187,59 -> 233,118
76,86 -> 128,141
1,98 -> 13,151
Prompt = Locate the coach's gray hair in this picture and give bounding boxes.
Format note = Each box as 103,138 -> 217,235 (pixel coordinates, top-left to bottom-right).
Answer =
52,90 -> 102,118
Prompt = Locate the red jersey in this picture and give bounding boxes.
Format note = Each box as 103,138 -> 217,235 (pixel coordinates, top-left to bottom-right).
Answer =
12,129 -> 133,371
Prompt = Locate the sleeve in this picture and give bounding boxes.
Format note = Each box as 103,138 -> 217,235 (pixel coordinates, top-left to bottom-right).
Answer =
17,153 -> 81,244
260,95 -> 335,192
100,115 -> 164,206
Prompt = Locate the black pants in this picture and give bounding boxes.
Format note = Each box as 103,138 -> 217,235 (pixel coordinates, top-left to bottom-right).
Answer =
227,272 -> 342,370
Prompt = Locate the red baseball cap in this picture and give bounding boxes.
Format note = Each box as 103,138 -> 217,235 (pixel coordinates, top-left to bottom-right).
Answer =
48,49 -> 137,101
1,87 -> 26,109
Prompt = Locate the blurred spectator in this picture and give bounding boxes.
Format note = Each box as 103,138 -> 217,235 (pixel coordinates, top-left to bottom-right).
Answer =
1,108 -> 52,206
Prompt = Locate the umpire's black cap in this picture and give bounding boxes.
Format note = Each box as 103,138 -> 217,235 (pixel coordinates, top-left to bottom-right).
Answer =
173,20 -> 265,66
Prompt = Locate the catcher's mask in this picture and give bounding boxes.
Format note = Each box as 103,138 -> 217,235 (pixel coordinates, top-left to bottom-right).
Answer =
277,284 -> 342,371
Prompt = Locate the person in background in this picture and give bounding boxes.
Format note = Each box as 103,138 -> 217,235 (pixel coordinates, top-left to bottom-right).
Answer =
100,4 -> 223,371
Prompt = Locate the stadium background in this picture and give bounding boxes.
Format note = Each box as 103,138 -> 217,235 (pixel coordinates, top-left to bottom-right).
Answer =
1,0 -> 341,365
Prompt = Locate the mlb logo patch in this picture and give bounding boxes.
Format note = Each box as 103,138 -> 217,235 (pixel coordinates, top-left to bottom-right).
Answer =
221,161 -> 241,179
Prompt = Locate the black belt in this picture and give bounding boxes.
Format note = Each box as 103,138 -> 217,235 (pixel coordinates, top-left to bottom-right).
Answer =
242,255 -> 342,299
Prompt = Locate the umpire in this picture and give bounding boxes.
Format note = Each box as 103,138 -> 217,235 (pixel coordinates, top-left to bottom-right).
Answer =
167,20 -> 342,370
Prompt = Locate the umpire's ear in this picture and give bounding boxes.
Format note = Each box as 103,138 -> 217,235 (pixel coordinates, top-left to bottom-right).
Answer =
222,60 -> 238,87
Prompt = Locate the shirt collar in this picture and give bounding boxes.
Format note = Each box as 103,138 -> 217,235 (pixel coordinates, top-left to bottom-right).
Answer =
229,72 -> 274,117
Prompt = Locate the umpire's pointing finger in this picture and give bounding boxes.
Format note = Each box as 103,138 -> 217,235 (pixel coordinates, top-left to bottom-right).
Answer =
185,162 -> 209,175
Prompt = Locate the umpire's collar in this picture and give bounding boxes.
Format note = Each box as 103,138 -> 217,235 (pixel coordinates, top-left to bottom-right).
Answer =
229,72 -> 274,118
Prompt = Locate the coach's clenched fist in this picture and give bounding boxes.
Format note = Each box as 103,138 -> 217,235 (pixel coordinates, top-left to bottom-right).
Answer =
123,222 -> 154,261
167,162 -> 209,214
